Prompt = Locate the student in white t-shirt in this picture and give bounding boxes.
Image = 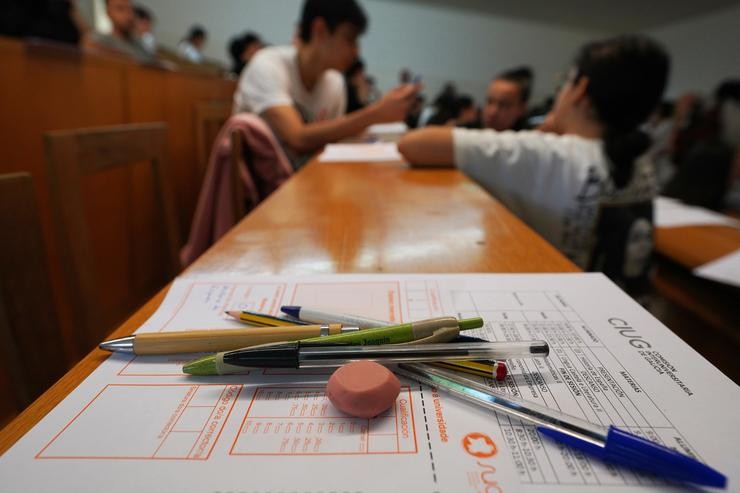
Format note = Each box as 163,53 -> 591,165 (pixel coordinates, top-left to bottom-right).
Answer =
399,36 -> 670,294
233,0 -> 418,166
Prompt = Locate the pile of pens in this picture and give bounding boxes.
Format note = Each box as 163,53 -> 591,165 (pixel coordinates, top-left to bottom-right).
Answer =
99,306 -> 727,489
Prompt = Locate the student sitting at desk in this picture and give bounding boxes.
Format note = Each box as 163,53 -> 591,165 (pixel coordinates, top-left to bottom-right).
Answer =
483,66 -> 533,131
87,0 -> 156,63
398,36 -> 670,295
233,0 -> 418,168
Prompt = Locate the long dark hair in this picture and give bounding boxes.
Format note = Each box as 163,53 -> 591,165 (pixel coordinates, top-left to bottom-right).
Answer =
574,36 -> 669,188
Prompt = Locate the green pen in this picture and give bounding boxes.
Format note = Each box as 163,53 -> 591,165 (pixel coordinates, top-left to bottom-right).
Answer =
299,316 -> 483,345
183,316 -> 483,375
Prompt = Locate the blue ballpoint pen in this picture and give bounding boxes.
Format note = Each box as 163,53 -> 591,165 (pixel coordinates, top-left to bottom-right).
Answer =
395,363 -> 727,489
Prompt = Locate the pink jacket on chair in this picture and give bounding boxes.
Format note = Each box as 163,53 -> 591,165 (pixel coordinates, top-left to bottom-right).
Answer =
180,113 -> 293,267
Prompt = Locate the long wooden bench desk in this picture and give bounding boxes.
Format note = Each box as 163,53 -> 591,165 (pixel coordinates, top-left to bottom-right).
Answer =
653,223 -> 740,381
0,157 -> 578,453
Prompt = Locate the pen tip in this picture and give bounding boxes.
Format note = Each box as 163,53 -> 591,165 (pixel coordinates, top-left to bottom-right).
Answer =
182,355 -> 218,376
225,310 -> 239,319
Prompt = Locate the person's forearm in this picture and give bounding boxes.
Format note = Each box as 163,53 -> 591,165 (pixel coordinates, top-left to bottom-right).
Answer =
397,127 -> 455,167
286,105 -> 383,154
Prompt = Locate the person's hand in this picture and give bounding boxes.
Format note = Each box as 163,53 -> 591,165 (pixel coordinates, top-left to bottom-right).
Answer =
536,112 -> 559,133
370,84 -> 420,123
674,92 -> 698,127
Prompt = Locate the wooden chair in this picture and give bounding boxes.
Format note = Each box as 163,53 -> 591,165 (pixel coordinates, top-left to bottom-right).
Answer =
0,173 -> 68,418
45,123 -> 180,353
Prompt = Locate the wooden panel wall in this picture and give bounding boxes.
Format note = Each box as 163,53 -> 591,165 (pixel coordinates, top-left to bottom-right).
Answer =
0,37 -> 236,363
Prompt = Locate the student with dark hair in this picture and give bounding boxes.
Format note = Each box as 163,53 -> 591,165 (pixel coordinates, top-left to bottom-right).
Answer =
89,0 -> 155,62
665,79 -> 740,209
484,66 -> 533,131
0,0 -> 87,44
424,83 -> 458,126
132,5 -> 155,54
344,58 -> 368,113
233,0 -> 418,167
229,32 -> 263,76
178,25 -> 207,63
399,35 -> 669,293
452,95 -> 479,127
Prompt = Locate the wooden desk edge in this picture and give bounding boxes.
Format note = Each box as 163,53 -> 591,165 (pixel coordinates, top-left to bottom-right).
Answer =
0,287 -> 169,454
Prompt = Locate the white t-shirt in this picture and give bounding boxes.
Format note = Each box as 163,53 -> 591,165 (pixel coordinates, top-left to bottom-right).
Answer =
177,40 -> 203,63
233,45 -> 346,122
453,128 -> 658,269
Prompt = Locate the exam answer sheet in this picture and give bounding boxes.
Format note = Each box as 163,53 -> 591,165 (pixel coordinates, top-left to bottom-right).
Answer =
2,273 -> 738,493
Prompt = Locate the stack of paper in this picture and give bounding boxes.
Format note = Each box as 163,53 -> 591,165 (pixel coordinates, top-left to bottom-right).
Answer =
367,122 -> 409,141
694,249 -> 740,287
319,143 -> 403,162
655,196 -> 740,228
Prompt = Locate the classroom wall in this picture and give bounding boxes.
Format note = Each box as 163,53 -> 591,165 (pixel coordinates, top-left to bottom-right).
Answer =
645,3 -> 740,99
129,0 -> 598,105
81,0 -> 740,106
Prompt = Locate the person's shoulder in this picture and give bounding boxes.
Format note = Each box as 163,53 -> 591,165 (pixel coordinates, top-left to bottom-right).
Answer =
245,45 -> 294,78
92,32 -> 121,48
252,45 -> 294,65
323,69 -> 344,84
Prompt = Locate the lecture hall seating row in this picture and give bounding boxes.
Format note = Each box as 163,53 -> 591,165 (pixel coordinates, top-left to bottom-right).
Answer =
0,36 -> 236,365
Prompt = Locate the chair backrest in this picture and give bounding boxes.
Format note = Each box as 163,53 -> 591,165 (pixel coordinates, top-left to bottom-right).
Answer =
0,172 -> 68,414
45,123 -> 180,352
588,200 -> 654,300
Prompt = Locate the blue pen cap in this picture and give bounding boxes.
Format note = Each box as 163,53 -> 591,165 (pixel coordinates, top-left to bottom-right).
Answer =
538,426 -> 726,488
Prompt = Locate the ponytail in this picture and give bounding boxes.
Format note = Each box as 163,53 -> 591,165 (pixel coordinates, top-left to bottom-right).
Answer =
573,36 -> 669,188
603,128 -> 652,189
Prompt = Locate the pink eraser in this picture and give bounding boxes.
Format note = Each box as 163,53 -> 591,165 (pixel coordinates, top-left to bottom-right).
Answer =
326,361 -> 401,418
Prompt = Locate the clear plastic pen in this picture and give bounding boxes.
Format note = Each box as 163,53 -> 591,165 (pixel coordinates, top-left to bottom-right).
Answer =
396,362 -> 605,442
293,340 -> 549,368
183,340 -> 549,375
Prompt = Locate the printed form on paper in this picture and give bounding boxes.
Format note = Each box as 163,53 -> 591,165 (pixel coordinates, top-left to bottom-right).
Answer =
1,273 -> 738,493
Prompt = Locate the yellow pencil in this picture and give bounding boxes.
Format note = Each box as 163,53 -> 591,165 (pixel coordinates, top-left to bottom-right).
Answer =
225,309 -> 308,327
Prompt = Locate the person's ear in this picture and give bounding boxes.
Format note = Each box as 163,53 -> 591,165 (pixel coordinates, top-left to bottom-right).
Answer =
571,76 -> 590,104
311,17 -> 328,42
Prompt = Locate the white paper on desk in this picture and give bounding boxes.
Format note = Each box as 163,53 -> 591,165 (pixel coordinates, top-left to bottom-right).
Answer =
2,273 -> 739,493
655,196 -> 740,228
694,248 -> 740,287
367,122 -> 408,135
319,143 -> 403,162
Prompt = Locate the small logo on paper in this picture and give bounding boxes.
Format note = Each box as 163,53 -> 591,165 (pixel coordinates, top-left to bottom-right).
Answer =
462,432 -> 498,458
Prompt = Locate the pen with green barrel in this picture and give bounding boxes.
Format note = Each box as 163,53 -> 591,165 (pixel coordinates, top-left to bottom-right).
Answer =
183,316 -> 485,375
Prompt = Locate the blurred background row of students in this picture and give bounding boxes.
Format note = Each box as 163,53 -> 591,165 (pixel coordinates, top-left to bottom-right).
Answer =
3,0 -> 738,213
0,0 -> 264,76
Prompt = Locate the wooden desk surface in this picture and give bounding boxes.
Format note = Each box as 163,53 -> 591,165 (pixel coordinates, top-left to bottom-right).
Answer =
652,221 -> 740,371
655,224 -> 740,269
0,159 -> 577,454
